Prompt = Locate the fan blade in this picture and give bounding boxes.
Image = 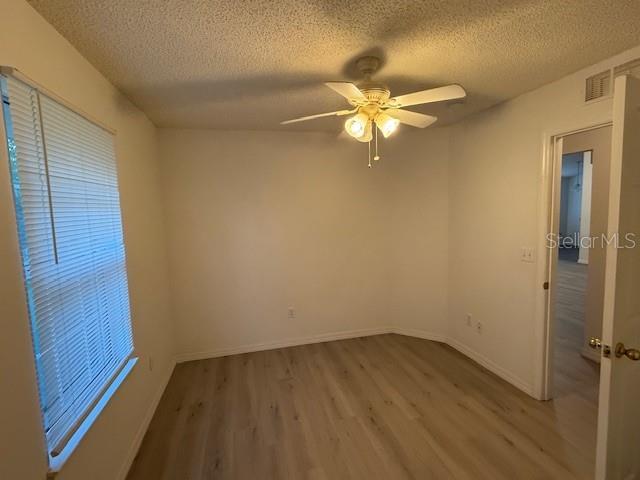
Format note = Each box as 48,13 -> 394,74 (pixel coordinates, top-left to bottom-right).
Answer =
280,109 -> 354,125
387,109 -> 437,128
388,84 -> 466,108
325,82 -> 367,101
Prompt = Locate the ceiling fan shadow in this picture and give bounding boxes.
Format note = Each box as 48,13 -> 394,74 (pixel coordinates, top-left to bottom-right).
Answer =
340,47 -> 388,79
126,73 -> 331,110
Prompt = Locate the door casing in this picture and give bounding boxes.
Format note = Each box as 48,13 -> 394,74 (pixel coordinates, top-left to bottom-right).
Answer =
535,121 -> 612,401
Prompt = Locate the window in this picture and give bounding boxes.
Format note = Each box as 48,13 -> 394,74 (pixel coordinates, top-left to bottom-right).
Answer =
1,73 -> 135,464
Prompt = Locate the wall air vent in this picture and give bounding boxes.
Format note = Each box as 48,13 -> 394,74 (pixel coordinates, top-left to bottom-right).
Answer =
614,58 -> 640,78
585,70 -> 612,102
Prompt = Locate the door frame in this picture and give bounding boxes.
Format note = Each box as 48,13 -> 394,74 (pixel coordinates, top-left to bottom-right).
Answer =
534,120 -> 613,401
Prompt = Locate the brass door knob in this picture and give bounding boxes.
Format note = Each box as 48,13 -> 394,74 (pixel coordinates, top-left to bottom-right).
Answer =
588,337 -> 611,357
615,343 -> 640,361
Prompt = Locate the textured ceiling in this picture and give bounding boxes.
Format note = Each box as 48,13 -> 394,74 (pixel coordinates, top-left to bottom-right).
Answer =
28,0 -> 640,131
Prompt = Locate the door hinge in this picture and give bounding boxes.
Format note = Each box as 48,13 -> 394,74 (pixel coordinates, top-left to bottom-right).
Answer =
543,281 -> 549,290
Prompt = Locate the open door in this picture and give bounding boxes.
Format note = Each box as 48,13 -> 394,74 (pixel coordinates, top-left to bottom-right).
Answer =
594,74 -> 640,480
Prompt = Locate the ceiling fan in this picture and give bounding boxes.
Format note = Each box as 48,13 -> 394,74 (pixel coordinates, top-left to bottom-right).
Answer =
281,56 -> 467,166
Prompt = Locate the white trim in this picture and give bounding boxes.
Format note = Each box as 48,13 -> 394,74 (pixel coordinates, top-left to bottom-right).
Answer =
392,327 -> 448,343
175,327 -> 395,363
395,328 -> 534,396
532,130 -> 558,401
447,339 -> 534,396
48,358 -> 138,476
116,359 -> 176,480
50,353 -> 134,458
535,120 -> 613,401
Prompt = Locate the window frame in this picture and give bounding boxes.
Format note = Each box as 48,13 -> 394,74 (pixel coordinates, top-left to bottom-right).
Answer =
0,67 -> 138,475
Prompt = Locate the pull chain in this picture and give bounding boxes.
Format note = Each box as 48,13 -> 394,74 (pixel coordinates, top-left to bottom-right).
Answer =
368,139 -> 372,168
374,127 -> 380,161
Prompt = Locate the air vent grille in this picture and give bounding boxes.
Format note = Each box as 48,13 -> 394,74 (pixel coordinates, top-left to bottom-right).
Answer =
585,70 -> 611,102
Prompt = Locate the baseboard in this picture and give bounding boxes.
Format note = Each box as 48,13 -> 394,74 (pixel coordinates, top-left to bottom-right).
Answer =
175,327 -> 534,397
392,327 -> 448,343
116,359 -> 176,480
114,326 -> 538,478
175,326 -> 395,363
391,328 -> 533,396
446,338 -> 534,396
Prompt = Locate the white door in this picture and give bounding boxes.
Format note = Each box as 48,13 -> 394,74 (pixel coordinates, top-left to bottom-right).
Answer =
595,74 -> 640,480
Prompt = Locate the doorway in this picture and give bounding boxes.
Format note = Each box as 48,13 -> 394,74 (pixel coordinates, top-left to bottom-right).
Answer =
542,124 -> 613,475
554,147 -> 599,403
537,74 -> 640,480
550,126 -> 613,402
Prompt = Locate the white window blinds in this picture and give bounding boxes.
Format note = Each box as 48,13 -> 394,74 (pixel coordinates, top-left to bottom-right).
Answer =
1,75 -> 134,456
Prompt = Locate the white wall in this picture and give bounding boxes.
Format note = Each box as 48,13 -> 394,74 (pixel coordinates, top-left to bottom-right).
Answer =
560,177 -> 569,237
159,43 -> 640,397
3,4 -> 640,479
565,172 -> 583,241
159,128 -> 450,359
0,1 -> 175,479
448,44 -> 640,395
385,129 -> 450,339
578,151 -> 593,264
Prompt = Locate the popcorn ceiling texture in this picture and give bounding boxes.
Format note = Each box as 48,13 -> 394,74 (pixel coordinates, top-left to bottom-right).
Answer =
28,0 -> 640,131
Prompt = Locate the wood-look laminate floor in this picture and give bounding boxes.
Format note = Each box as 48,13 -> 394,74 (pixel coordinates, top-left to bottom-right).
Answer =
553,254 -> 600,405
128,333 -> 598,480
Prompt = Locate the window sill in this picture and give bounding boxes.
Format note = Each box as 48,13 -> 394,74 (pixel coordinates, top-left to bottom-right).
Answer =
47,357 -> 138,478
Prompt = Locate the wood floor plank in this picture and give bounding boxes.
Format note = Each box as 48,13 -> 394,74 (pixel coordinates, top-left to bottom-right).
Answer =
127,333 -> 597,480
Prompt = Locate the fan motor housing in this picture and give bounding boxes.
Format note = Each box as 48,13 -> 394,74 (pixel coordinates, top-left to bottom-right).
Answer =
351,81 -> 390,106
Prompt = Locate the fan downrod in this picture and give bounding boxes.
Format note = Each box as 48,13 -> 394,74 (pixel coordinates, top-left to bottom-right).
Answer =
352,56 -> 389,104
355,56 -> 381,78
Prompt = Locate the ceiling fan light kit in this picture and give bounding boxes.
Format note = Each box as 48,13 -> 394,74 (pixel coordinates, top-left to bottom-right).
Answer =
281,56 -> 467,167
345,112 -> 370,140
375,112 -> 400,138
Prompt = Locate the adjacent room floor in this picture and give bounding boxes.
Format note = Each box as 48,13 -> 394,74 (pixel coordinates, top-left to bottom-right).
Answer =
128,334 -> 598,480
554,250 -> 600,405
549,249 -> 600,480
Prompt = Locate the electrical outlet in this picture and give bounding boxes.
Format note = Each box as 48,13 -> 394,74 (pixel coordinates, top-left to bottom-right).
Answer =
466,313 -> 472,326
288,307 -> 296,319
476,321 -> 483,334
520,247 -> 535,263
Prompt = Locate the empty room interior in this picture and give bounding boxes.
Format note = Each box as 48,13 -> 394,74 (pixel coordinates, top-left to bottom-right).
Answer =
2,1 -> 640,479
